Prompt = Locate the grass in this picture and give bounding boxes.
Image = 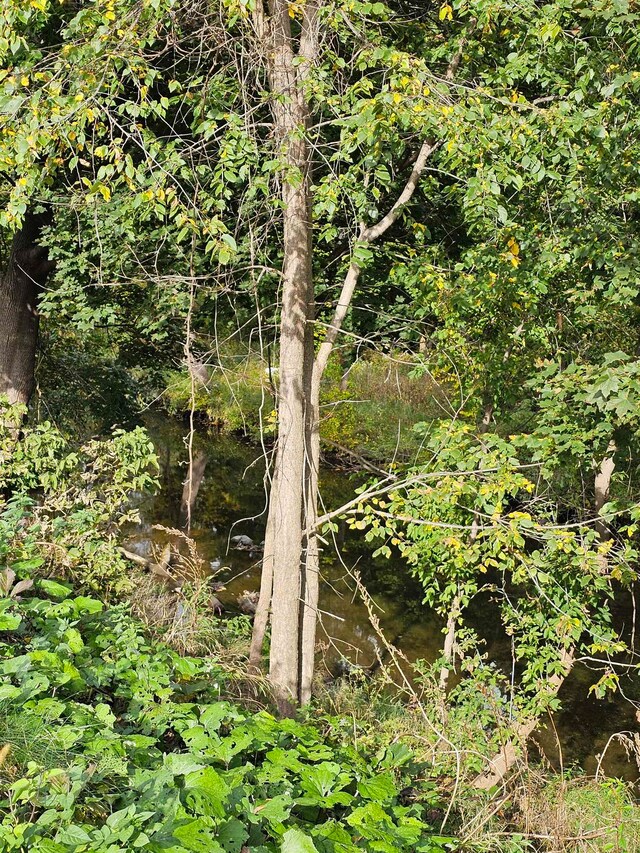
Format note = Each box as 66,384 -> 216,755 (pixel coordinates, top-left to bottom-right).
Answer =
0,706 -> 73,782
515,775 -> 640,852
163,344 -> 448,462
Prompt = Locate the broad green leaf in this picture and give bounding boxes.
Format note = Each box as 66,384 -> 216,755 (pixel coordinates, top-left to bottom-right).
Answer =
281,828 -> 319,853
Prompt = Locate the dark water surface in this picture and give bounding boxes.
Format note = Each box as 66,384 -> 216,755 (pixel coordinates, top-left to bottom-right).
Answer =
127,413 -> 640,783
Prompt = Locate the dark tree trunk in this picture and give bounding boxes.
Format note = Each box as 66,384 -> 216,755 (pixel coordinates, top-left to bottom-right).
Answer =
0,212 -> 54,407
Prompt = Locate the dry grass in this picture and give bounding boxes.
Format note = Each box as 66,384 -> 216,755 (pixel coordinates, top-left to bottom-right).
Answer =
512,775 -> 640,852
128,529 -> 274,708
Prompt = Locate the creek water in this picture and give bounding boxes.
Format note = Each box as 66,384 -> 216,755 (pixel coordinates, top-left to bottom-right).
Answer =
127,413 -> 640,784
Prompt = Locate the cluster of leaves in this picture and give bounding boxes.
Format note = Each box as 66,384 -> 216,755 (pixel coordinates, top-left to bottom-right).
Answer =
381,0 -> 640,415
349,414 -> 637,719
0,402 -> 159,597
0,579 -> 454,852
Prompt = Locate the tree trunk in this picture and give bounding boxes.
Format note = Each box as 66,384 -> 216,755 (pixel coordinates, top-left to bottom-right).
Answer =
300,313 -> 320,705
260,0 -> 315,714
0,212 -> 53,409
249,12 -> 469,711
473,648 -> 575,790
438,592 -> 460,691
594,442 -> 616,543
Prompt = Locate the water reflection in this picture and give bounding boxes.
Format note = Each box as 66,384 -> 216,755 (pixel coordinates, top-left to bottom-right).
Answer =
127,413 -> 640,782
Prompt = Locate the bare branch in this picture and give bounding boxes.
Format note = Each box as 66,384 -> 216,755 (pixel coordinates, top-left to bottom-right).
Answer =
313,22 -> 476,380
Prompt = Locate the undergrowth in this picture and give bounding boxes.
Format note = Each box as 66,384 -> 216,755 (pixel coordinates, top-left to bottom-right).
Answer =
0,581 -> 455,852
163,346 -> 447,462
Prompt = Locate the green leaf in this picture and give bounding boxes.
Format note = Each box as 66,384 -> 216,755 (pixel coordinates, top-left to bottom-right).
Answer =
281,828 -> 319,853
0,612 -> 21,631
164,753 -> 205,775
357,772 -> 397,801
56,825 -> 92,847
63,628 -> 84,653
183,766 -> 229,818
39,580 -> 73,599
216,818 -> 248,853
251,793 -> 293,827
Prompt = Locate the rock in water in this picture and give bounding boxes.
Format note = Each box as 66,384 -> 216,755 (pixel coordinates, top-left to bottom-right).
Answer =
230,534 -> 254,549
237,590 -> 259,615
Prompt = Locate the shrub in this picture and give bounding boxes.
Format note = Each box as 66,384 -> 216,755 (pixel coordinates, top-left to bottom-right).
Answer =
0,583 -> 456,852
0,402 -> 158,598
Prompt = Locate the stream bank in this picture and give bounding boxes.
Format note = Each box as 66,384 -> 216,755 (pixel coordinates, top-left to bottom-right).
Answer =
126,412 -> 640,784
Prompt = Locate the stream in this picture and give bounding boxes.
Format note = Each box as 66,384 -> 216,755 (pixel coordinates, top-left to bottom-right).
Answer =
127,413 -> 640,784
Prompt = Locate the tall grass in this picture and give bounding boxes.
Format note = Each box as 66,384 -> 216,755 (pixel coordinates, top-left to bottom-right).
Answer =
163,345 -> 448,461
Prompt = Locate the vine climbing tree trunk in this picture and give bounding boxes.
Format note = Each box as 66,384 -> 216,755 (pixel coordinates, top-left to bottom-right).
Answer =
0,212 -> 54,410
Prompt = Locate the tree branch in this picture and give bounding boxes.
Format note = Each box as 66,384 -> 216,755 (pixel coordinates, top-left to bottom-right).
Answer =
313,23 -> 474,380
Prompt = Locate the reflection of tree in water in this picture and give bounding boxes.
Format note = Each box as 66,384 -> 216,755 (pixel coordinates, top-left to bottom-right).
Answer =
140,412 -> 640,779
179,448 -> 207,531
146,412 -> 269,535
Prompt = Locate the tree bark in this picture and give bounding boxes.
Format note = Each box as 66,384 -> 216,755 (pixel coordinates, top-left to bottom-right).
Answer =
594,442 -> 616,543
300,301 -> 320,705
439,591 -> 460,691
258,0 -> 315,714
0,212 -> 53,409
249,15 -> 470,711
473,648 -> 575,790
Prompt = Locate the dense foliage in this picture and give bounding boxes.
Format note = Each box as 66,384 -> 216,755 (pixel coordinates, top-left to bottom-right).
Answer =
0,580 -> 451,853
3,0 -> 640,846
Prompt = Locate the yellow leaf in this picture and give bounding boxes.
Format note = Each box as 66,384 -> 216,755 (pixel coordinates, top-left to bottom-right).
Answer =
439,4 -> 453,21
97,184 -> 111,201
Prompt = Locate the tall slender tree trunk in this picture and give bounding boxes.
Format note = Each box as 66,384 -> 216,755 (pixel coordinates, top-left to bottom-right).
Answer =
251,0 -> 316,714
249,12 -> 470,711
300,321 -> 320,704
0,212 -> 53,409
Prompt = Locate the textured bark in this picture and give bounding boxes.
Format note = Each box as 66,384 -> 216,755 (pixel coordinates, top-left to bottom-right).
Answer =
0,212 -> 53,408
261,0 -> 315,714
300,298 -> 320,705
438,592 -> 460,691
594,442 -> 616,543
249,14 -> 470,711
